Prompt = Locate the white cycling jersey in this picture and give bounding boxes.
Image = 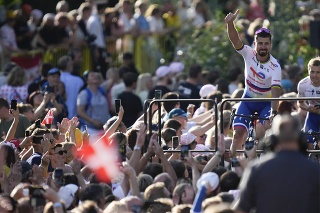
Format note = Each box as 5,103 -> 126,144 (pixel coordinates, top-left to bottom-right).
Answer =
297,76 -> 320,106
237,45 -> 282,98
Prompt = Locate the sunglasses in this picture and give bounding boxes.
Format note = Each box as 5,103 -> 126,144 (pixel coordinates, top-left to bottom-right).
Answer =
255,28 -> 271,35
55,150 -> 67,155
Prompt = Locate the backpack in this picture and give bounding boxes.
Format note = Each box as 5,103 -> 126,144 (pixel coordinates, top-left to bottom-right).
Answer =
78,87 -> 106,129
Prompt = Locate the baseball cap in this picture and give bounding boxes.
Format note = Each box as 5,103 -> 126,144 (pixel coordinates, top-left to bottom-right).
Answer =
169,62 -> 185,74
197,172 -> 219,192
48,68 -> 61,76
180,132 -> 196,145
168,108 -> 188,119
156,66 -> 170,78
199,84 -> 218,98
58,184 -> 78,209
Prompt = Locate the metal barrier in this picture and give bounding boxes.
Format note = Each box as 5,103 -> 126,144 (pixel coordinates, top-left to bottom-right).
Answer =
220,97 -> 320,154
143,99 -> 218,153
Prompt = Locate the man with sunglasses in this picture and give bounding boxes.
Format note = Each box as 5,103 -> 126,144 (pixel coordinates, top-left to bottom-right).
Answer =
225,10 -> 282,157
51,143 -> 73,173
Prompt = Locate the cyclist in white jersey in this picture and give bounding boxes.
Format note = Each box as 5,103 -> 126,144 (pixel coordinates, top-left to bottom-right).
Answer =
225,10 -> 282,157
297,57 -> 320,149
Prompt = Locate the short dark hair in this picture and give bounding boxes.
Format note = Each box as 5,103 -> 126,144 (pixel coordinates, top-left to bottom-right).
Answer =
188,64 -> 202,78
80,183 -> 104,203
219,171 -> 240,192
163,119 -> 182,131
126,128 -> 138,150
169,161 -> 186,179
122,72 -> 138,87
255,30 -> 272,41
143,163 -> 163,179
0,98 -> 9,109
162,92 -> 179,113
123,52 -> 134,61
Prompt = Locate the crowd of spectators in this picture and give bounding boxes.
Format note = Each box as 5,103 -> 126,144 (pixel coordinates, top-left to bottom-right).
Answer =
0,0 -> 319,213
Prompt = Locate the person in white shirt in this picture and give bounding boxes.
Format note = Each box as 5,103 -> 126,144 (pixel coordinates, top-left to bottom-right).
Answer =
58,56 -> 84,119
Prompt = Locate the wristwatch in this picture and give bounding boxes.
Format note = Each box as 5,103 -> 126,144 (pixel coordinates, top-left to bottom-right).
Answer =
272,110 -> 278,115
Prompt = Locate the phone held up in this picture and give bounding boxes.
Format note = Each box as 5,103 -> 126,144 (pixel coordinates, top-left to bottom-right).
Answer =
10,99 -> 17,113
115,99 -> 121,114
155,90 -> 162,99
180,145 -> 189,160
172,136 -> 179,149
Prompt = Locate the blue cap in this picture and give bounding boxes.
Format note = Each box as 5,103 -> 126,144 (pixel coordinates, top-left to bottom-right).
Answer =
48,68 -> 61,76
168,108 -> 188,119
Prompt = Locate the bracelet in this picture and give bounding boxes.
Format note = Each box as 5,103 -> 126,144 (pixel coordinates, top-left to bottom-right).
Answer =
134,145 -> 141,151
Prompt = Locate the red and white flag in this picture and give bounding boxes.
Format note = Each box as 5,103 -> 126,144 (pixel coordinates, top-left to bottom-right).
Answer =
78,134 -> 120,182
42,109 -> 54,125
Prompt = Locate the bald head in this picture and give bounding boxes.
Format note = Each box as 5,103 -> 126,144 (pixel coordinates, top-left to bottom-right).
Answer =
154,173 -> 174,193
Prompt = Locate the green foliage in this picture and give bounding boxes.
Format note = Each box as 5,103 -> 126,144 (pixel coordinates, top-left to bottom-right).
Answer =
174,0 -> 318,74
175,12 -> 235,77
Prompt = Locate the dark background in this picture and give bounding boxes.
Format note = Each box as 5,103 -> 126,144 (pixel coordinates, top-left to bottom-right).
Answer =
21,0 -> 119,14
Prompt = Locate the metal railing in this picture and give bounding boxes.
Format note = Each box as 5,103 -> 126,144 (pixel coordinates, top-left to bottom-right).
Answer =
143,99 -> 218,152
220,97 -> 320,154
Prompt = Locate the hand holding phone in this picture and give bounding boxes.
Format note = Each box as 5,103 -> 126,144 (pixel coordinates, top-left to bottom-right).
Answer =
180,145 -> 189,160
10,99 -> 17,113
115,99 -> 121,114
172,136 -> 179,149
155,90 -> 162,99
25,130 -> 30,137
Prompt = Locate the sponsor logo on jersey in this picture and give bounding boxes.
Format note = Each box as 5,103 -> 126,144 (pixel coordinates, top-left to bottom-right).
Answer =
270,61 -> 278,68
250,67 -> 265,81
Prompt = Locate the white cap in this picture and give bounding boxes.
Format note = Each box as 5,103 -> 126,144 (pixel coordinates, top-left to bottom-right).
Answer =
197,172 -> 219,192
58,184 -> 78,209
199,84 -> 218,98
180,132 -> 196,145
169,62 -> 185,74
156,66 -> 170,78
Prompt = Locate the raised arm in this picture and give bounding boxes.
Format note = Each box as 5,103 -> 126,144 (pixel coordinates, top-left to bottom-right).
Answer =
225,9 -> 243,50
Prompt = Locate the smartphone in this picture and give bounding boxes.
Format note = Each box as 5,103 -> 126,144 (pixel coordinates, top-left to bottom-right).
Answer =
32,136 -> 43,144
29,186 -> 45,207
10,99 -> 17,111
53,168 -> 64,186
115,99 -> 121,114
84,125 -> 88,131
231,158 -> 240,167
35,119 -> 41,128
180,145 -> 189,160
244,138 -> 254,150
25,130 -> 31,137
172,136 -> 179,149
45,85 -> 54,93
155,90 -> 162,99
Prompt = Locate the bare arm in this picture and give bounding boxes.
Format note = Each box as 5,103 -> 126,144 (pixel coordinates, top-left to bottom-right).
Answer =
271,87 -> 281,112
225,10 -> 243,50
3,109 -> 19,142
202,135 -> 226,174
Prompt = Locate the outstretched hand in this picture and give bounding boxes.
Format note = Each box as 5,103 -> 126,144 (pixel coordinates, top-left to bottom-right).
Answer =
224,9 -> 240,23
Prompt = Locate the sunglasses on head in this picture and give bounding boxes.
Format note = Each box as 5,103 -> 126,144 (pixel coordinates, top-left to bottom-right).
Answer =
55,150 -> 67,155
255,28 -> 271,35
